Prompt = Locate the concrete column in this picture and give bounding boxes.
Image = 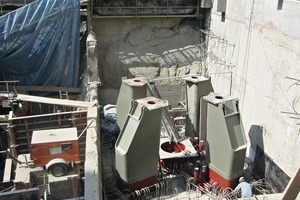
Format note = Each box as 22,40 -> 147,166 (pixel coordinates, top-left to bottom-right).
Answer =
115,97 -> 168,190
116,77 -> 148,130
84,106 -> 101,200
217,0 -> 227,12
201,0 -> 213,8
7,111 -> 18,160
183,75 -> 213,138
204,93 -> 247,188
86,32 -> 99,84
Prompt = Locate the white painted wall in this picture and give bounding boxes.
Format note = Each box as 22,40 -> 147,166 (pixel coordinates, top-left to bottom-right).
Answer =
208,0 -> 300,177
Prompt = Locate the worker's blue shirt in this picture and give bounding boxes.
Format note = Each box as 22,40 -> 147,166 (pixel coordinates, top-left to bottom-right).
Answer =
235,182 -> 253,198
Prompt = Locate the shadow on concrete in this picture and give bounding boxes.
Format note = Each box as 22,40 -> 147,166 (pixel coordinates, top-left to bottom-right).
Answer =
248,124 -> 265,177
248,124 -> 290,192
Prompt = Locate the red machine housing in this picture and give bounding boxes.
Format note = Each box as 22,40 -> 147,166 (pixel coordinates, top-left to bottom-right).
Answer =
208,168 -> 239,188
31,127 -> 80,167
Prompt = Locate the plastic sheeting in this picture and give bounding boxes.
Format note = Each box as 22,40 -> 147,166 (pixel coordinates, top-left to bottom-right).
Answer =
0,0 -> 81,88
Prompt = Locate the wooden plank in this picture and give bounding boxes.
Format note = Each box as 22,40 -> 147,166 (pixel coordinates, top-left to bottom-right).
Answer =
282,168 -> 300,200
3,158 -> 12,182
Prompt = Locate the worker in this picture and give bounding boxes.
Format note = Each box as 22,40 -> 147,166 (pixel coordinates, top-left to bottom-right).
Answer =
234,176 -> 253,198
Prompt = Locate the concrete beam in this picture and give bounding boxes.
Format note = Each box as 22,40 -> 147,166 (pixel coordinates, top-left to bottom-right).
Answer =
0,85 -> 81,93
1,93 -> 94,108
86,32 -> 100,84
201,0 -> 213,8
217,0 -> 227,12
84,106 -> 102,199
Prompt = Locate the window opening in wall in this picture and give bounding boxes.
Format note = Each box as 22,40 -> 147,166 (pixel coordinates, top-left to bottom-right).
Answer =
221,12 -> 226,22
277,0 -> 283,10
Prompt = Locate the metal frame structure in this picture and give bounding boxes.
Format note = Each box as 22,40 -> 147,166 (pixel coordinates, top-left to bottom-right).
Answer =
92,0 -> 200,18
0,0 -> 36,16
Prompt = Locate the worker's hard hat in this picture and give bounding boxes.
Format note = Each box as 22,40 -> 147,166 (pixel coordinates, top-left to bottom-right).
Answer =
239,177 -> 245,182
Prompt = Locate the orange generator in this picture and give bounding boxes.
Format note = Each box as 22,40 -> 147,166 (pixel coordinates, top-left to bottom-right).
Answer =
31,127 -> 80,177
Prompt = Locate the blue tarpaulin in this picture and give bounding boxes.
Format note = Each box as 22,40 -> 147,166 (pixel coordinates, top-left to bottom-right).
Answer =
0,0 -> 81,88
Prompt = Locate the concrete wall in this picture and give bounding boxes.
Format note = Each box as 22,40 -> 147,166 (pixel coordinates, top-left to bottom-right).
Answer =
92,17 -> 206,104
100,85 -> 184,107
91,0 -> 299,185
84,106 -> 102,199
208,0 -> 300,178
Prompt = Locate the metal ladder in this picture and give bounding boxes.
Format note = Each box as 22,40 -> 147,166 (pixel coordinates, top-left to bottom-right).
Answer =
59,91 -> 69,100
